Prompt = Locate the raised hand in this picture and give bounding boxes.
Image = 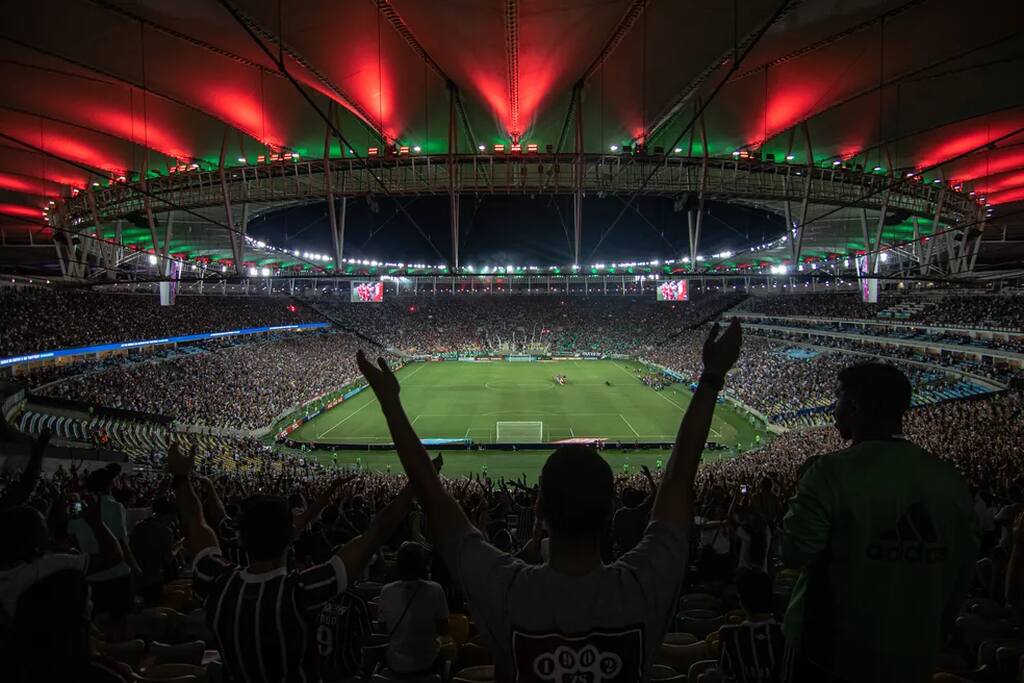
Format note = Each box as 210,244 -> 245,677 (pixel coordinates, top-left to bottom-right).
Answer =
167,441 -> 195,478
356,350 -> 401,403
702,318 -> 743,377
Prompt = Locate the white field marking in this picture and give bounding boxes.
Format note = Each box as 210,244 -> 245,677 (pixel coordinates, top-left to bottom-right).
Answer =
614,361 -> 725,438
409,411 -> 628,418
317,433 -> 681,443
410,415 -> 421,426
396,363 -> 428,383
316,363 -> 428,439
570,425 -> 575,437
317,399 -> 376,439
619,414 -> 641,438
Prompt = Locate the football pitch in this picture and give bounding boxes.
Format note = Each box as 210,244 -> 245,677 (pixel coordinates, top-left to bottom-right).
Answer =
289,360 -> 765,480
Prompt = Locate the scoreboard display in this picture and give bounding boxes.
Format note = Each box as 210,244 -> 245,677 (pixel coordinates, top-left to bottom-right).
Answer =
351,281 -> 384,303
656,279 -> 688,301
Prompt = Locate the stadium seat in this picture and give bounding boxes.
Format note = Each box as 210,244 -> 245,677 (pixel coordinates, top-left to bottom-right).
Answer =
448,613 -> 471,645
104,639 -> 147,670
656,637 -> 707,674
149,640 -> 205,667
649,663 -> 684,680
452,665 -> 495,682
679,592 -> 722,612
140,662 -> 205,682
454,642 -> 493,670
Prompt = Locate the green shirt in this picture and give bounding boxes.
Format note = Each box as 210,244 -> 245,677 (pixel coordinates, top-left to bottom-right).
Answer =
781,439 -> 979,683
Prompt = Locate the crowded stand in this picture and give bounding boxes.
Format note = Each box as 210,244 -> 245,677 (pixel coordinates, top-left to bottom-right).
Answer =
746,326 -> 1017,385
3,288 -> 1024,683
36,331 -> 367,431
0,287 -> 322,358
14,291 -> 1017,436
737,291 -> 1024,332
735,316 -> 1024,354
642,330 -> 992,429
3,320 -> 1024,683
311,293 -> 744,356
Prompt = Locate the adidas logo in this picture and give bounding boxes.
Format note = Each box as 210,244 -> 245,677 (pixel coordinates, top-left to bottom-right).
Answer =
866,503 -> 948,564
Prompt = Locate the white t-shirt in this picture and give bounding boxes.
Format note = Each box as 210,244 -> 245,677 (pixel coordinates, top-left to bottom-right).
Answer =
68,496 -> 130,581
378,579 -> 449,673
0,553 -> 89,617
442,521 -> 688,681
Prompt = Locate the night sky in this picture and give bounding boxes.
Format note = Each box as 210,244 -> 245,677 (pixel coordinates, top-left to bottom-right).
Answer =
247,195 -> 787,266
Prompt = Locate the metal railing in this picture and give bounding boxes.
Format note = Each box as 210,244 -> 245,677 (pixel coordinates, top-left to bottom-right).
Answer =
62,154 -> 978,227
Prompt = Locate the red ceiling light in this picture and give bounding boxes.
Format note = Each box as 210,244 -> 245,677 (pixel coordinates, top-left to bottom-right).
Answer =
368,147 -> 379,156
494,144 -> 505,153
510,143 -> 522,153
398,146 -> 410,155
526,143 -> 538,153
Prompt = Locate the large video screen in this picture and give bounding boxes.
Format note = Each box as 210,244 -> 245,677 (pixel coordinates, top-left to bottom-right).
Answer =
656,279 -> 688,301
351,281 -> 384,303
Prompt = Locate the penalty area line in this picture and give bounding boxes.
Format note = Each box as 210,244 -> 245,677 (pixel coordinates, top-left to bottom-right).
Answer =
317,399 -> 375,439
617,362 -> 726,439
619,414 -> 641,438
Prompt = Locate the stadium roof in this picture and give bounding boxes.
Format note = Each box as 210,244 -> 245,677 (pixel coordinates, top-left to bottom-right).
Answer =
0,0 -> 1022,278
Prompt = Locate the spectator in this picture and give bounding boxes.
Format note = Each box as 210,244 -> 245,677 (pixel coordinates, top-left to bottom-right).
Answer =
67,464 -> 137,633
1,569 -> 131,682
781,363 -> 980,682
355,319 -> 742,679
169,442 -> 415,683
128,496 -> 179,606
611,465 -> 657,556
377,541 -> 450,675
690,570 -> 786,683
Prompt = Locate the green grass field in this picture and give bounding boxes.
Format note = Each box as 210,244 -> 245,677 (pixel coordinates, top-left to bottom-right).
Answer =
288,360 -> 765,481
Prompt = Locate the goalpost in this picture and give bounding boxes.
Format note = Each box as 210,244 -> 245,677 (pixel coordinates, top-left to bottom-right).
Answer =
495,421 -> 544,443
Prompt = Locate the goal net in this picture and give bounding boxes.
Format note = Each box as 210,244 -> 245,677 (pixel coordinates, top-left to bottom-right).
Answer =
495,421 -> 544,443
